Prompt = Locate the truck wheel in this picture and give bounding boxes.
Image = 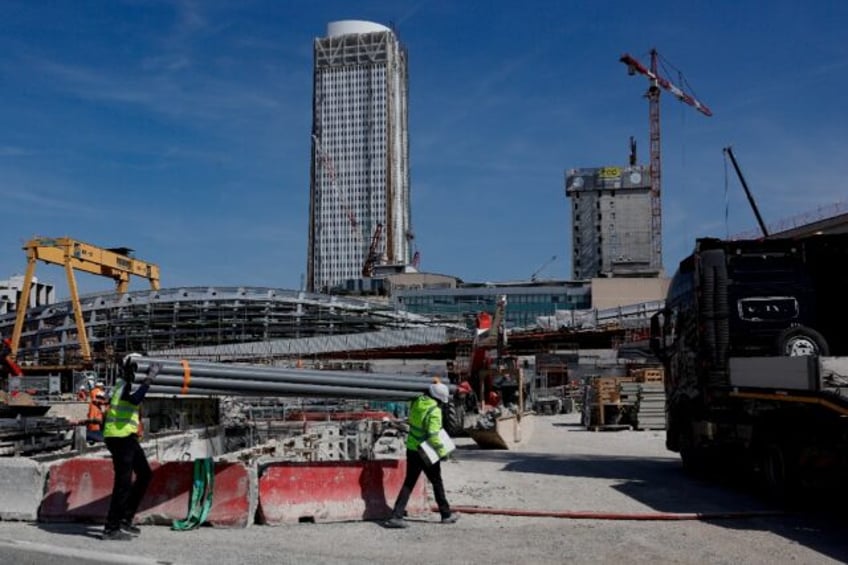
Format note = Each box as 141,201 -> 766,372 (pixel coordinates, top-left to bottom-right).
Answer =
760,442 -> 800,503
679,444 -> 703,476
444,400 -> 465,437
776,326 -> 829,357
676,423 -> 705,476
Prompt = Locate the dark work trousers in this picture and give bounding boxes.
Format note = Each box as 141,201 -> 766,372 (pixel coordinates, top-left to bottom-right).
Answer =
104,435 -> 152,530
391,448 -> 451,519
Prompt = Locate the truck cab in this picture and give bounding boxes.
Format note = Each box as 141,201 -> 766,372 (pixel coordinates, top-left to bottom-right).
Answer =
650,233 -> 848,499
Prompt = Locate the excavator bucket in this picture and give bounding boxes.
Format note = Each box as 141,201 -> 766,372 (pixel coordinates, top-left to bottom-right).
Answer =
467,412 -> 534,450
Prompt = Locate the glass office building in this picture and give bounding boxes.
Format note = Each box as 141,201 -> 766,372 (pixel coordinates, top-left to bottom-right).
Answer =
392,281 -> 592,329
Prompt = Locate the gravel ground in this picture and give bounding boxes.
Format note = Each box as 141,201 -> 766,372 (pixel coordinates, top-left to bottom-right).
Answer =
1,412 -> 846,565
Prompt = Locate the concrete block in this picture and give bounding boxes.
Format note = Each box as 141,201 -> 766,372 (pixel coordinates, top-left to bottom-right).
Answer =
257,459 -> 429,525
0,457 -> 45,521
40,457 -> 128,522
142,461 -> 254,528
150,430 -> 224,461
39,457 -> 254,528
45,401 -> 87,421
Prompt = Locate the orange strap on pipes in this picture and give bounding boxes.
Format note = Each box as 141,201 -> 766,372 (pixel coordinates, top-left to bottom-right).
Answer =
180,359 -> 191,395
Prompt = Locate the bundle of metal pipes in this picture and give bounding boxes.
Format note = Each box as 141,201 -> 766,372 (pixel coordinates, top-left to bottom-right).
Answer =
134,357 -> 453,401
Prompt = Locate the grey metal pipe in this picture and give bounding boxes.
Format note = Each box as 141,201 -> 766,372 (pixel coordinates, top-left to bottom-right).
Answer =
147,384 -> 411,402
135,359 -> 453,393
142,365 -> 437,393
149,374 -> 421,400
138,357 -> 437,383
147,385 -> 245,396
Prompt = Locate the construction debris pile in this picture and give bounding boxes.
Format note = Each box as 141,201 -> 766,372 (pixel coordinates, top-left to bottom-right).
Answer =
268,419 -> 404,462
0,417 -> 73,456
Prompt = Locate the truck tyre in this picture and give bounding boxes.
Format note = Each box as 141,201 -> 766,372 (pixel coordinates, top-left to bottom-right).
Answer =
760,442 -> 800,504
776,326 -> 829,357
713,258 -> 730,367
444,400 -> 465,437
675,417 -> 706,476
700,263 -> 716,360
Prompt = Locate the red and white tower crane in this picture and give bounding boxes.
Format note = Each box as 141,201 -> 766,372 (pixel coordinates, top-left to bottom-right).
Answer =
620,49 -> 712,271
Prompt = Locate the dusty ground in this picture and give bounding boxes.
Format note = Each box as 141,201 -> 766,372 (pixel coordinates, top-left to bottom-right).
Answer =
1,412 -> 846,565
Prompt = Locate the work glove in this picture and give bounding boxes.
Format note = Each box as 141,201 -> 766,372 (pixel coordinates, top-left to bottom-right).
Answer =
140,362 -> 162,385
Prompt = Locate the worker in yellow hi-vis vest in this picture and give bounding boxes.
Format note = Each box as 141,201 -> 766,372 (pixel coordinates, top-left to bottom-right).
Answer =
101,354 -> 161,541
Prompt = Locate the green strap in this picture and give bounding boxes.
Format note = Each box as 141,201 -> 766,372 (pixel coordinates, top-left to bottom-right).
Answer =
172,458 -> 214,531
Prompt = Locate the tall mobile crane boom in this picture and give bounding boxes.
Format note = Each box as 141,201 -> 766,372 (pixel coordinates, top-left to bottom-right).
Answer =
530,255 -> 557,282
620,49 -> 712,273
10,237 -> 160,364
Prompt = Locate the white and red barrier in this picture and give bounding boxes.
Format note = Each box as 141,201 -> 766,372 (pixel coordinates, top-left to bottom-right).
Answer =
39,458 -> 254,527
257,459 -> 428,525
35,456 -> 428,527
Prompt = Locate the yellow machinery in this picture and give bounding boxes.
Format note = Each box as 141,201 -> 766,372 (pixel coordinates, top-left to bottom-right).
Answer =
9,237 -> 160,365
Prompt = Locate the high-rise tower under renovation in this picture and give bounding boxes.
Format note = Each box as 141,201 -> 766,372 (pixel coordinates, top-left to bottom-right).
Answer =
565,164 -> 659,279
307,20 -> 411,293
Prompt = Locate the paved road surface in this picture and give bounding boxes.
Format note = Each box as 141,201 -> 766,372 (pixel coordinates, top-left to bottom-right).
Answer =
1,413 -> 846,565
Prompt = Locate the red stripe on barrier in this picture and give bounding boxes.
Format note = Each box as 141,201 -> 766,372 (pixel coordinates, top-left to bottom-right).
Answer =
257,459 -> 428,525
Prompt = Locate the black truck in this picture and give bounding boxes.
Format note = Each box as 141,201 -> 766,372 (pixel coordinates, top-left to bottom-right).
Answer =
650,232 -> 848,499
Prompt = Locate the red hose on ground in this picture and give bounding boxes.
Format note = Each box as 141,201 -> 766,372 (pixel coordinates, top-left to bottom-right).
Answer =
437,505 -> 783,521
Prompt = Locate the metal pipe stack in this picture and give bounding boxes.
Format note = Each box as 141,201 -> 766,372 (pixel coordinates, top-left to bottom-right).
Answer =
134,357 -> 451,401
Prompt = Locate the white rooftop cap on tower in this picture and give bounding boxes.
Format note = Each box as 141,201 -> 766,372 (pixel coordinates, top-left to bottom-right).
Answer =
327,20 -> 391,38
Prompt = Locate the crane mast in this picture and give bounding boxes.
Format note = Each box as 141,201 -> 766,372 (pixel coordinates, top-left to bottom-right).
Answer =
311,134 -> 360,238
362,223 -> 384,278
620,49 -> 712,273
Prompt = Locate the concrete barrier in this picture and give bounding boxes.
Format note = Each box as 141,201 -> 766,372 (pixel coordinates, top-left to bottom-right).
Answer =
40,457 -> 125,523
257,459 -> 429,525
0,457 -> 45,520
143,461 -> 254,528
39,458 -> 254,528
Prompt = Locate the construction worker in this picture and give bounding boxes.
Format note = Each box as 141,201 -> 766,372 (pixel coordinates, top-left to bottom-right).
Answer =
101,354 -> 161,541
86,382 -> 108,444
383,381 -> 459,528
77,384 -> 89,401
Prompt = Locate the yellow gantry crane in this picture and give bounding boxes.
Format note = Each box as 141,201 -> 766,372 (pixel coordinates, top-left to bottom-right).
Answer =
10,237 -> 160,365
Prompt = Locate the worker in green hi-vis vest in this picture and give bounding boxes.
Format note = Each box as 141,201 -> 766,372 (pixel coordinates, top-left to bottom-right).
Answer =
383,381 -> 459,529
101,354 -> 161,541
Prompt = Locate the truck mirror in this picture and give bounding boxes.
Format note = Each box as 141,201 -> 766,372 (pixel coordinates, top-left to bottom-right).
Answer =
649,311 -> 665,357
649,337 -> 660,356
649,312 -> 661,338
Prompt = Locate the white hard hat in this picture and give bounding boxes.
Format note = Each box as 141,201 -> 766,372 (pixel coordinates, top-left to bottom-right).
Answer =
428,382 -> 450,404
122,353 -> 143,365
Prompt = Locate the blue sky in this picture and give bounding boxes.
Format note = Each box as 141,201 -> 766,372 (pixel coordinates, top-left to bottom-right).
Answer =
1,1 -> 846,297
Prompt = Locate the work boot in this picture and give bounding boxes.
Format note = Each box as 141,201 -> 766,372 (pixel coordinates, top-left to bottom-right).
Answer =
382,517 -> 408,529
102,528 -> 132,541
441,513 -> 460,524
119,521 -> 141,536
